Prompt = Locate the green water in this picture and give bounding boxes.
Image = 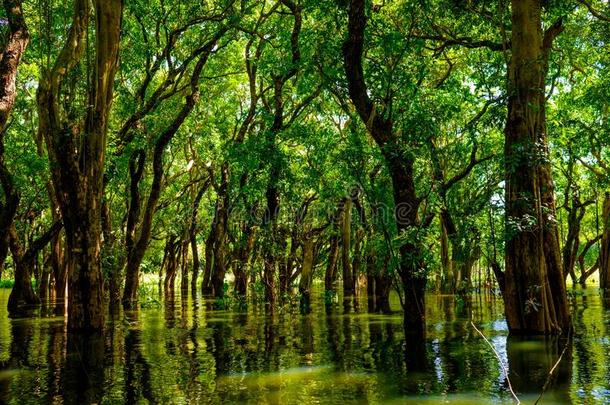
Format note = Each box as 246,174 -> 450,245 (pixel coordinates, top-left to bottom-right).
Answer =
0,288 -> 608,404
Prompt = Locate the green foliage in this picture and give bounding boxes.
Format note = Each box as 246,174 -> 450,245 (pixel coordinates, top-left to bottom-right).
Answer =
1,0 -> 609,304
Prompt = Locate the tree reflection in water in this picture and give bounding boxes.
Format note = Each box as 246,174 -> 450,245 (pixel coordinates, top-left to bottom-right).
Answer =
0,288 -> 607,403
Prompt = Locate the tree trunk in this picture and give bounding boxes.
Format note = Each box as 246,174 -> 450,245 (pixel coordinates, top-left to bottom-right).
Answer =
439,218 -> 452,293
39,253 -> 51,301
342,197 -> 355,298
201,228 -> 215,295
562,195 -> 586,285
234,218 -> 256,297
122,150 -> 145,308
322,232 -> 338,289
7,226 -> 39,311
298,238 -> 315,309
8,221 -> 62,312
36,0 -> 123,332
262,158 -> 281,305
352,228 -> 364,289
366,247 -> 376,312
344,0 -> 426,335
324,202 -> 344,292
180,239 -> 189,293
190,181 -> 209,294
375,273 -> 392,314
101,195 -> 122,311
50,229 -> 65,301
0,0 -> 29,283
211,165 -> 229,299
503,1 -> 569,334
164,240 -> 178,294
278,232 -> 291,301
599,193 -> 610,290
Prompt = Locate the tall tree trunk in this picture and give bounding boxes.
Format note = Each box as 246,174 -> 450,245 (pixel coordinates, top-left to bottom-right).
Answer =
180,239 -> 189,293
259,1 -> 302,307
209,164 -> 229,298
190,180 -> 209,294
342,197 -> 355,298
599,193 -> 610,290
262,155 -> 281,305
0,0 -> 29,280
503,1 -> 569,334
439,218 -> 452,293
122,149 -> 145,308
50,228 -> 66,301
344,0 -> 426,335
201,226 -> 216,295
562,195 -> 587,285
101,195 -> 121,310
324,201 -> 344,292
37,0 -> 123,332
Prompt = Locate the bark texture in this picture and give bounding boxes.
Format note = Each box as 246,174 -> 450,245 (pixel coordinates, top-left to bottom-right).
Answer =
503,0 -> 570,334
0,0 -> 29,279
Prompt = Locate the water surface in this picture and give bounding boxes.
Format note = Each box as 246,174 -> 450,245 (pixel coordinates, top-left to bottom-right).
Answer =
0,288 -> 608,404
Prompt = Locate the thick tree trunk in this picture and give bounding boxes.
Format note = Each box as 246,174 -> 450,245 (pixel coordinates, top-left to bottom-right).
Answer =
0,0 -> 29,281
503,0 -> 569,334
36,0 -> 123,332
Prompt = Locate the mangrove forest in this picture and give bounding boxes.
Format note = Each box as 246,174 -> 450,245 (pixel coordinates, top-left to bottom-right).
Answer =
0,0 -> 609,403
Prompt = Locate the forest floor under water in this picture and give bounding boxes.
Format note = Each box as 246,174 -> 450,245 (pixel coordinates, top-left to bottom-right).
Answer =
0,286 -> 608,404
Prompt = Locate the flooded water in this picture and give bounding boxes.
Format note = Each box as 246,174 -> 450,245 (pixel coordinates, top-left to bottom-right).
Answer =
0,287 -> 609,404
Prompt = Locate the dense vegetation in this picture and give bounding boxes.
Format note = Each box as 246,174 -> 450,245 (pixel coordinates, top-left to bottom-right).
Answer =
0,0 -> 608,343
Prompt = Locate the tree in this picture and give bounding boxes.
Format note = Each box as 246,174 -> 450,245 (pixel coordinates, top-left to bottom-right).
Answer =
502,0 -> 570,334
0,0 -> 29,284
37,0 -> 123,331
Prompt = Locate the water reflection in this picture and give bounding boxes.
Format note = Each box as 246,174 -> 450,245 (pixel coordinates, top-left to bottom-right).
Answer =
0,288 -> 608,403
